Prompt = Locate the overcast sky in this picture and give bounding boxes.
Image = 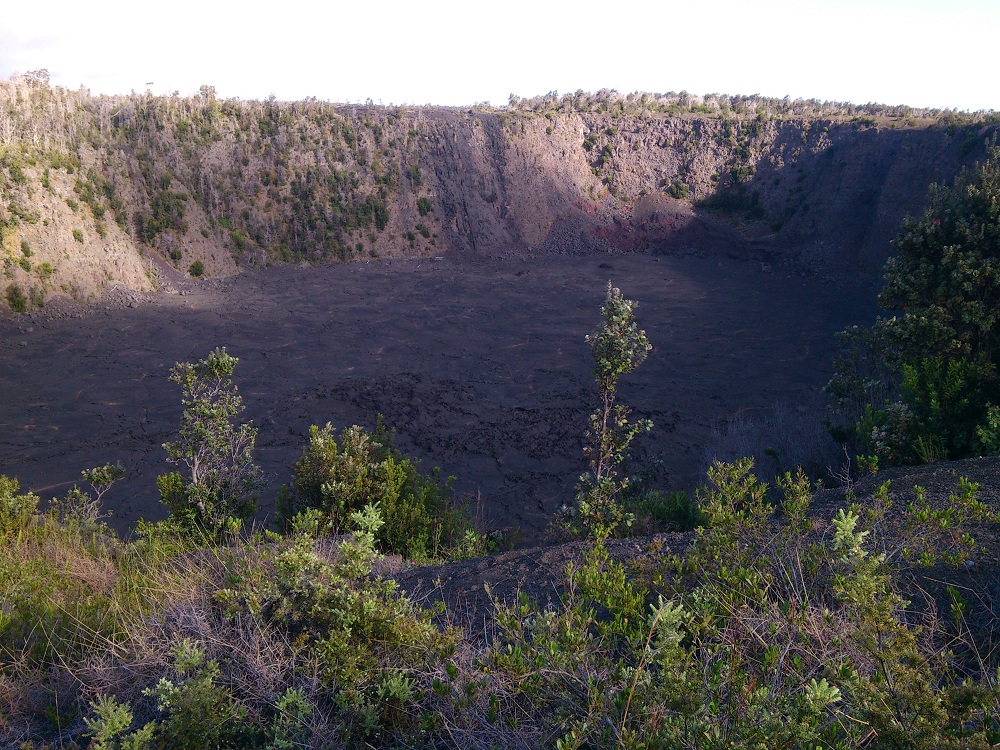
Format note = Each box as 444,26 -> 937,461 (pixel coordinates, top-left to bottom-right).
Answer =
1,0 -> 996,111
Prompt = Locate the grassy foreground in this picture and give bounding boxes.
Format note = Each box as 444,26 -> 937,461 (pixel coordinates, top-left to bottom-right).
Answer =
2,459 -> 999,749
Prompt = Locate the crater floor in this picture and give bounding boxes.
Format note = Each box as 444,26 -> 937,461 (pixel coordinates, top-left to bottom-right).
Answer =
0,253 -> 877,542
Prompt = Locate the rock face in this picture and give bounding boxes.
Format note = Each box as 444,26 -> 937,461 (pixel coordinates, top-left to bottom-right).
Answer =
422,111 -> 991,277
2,77 -> 996,314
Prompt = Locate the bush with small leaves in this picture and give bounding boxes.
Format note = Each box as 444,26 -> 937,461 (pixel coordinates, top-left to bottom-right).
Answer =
569,282 -> 652,537
5,282 -> 27,312
831,146 -> 1000,463
84,694 -> 142,750
436,460 -> 1000,748
281,421 -> 484,560
79,505 -> 454,748
667,179 -> 691,199
158,348 -> 261,535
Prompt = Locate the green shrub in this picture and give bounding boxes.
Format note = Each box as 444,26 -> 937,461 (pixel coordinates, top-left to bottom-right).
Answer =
158,348 -> 261,535
901,355 -> 996,460
49,150 -> 79,173
72,228 -> 84,242
18,256 -> 30,272
188,259 -> 205,277
438,462 -> 1000,748
5,282 -> 27,312
229,228 -> 249,251
0,472 -> 125,700
132,641 -> 253,750
136,190 -> 188,243
729,164 -> 755,185
7,162 -> 26,185
281,421 -> 482,560
79,506 -> 452,748
20,239 -> 31,257
416,196 -> 433,216
667,179 -> 691,199
36,261 -> 54,279
0,474 -> 39,533
699,186 -> 764,219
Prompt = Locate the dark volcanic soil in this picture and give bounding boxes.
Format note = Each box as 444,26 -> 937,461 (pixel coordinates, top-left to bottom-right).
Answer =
0,253 -> 876,542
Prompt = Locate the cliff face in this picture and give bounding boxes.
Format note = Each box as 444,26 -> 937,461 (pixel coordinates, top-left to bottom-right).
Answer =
426,111 -> 992,276
1,77 -> 995,312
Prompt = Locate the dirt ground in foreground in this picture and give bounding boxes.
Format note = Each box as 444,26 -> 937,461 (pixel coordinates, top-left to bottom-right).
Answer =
0,252 -> 877,543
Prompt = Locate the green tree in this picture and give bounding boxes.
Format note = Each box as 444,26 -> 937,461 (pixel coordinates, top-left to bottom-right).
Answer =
830,146 -> 1000,463
572,283 -> 652,536
158,348 -> 261,534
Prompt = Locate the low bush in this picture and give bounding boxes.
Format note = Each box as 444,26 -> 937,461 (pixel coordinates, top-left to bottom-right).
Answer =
2,455 -> 998,749
83,506 -> 454,748
1,480 -> 454,748
698,186 -> 765,220
279,420 -> 486,561
431,460 -> 1000,748
5,282 -> 27,312
136,190 -> 188,243
667,179 -> 690,199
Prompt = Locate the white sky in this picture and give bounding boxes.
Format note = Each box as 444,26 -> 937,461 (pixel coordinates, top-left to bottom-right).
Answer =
1,0 -> 996,111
